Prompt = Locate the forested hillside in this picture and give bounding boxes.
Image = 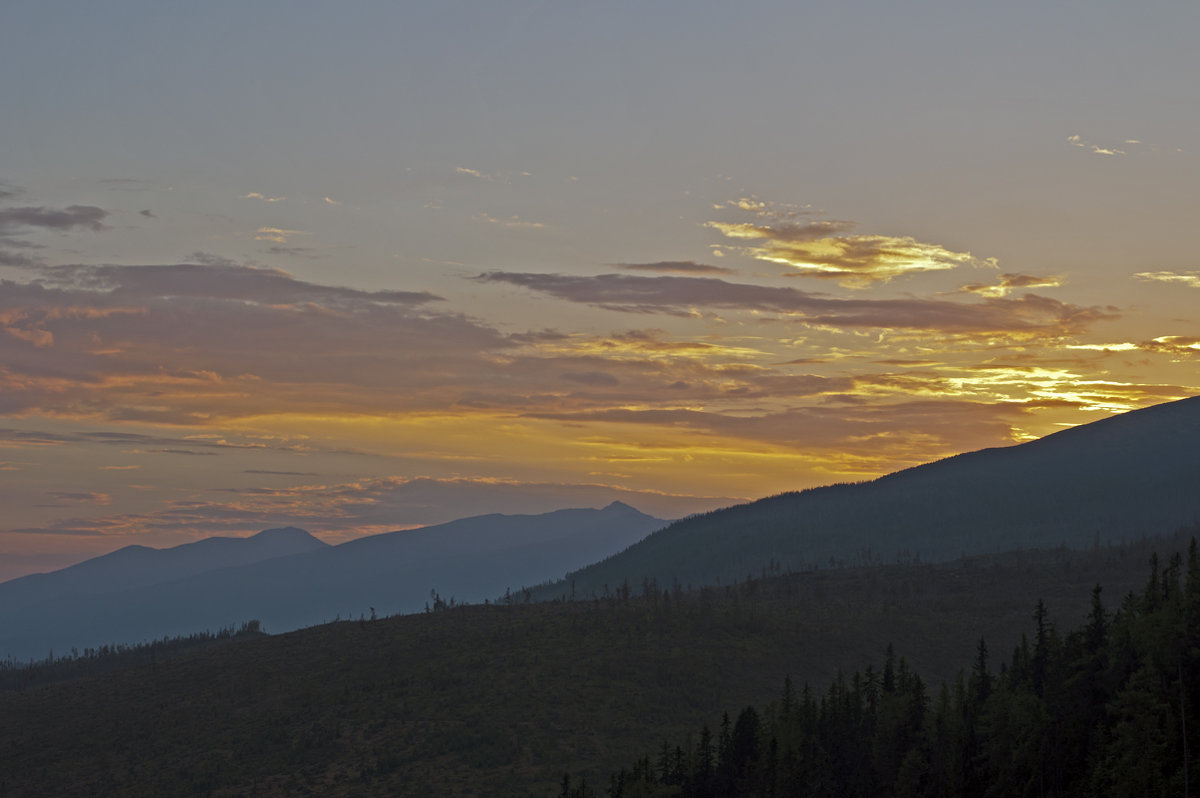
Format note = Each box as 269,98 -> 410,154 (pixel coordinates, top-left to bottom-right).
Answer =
589,541 -> 1199,798
1,528 -> 1193,797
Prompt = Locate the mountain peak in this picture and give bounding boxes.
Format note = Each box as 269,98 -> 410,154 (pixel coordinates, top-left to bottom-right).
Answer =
251,526 -> 320,542
601,500 -> 639,514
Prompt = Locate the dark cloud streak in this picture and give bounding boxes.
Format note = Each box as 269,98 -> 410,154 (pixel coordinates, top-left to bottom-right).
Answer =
476,271 -> 1116,335
0,205 -> 108,234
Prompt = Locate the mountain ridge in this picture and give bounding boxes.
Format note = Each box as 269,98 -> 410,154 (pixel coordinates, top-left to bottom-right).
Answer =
0,502 -> 667,660
538,396 -> 1200,599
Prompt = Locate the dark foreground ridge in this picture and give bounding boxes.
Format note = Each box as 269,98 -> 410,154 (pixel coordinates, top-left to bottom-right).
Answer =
1,528 -> 1192,797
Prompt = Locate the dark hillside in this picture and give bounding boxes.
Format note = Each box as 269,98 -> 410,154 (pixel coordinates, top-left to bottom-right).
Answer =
1,528 -> 1191,797
539,396 -> 1200,600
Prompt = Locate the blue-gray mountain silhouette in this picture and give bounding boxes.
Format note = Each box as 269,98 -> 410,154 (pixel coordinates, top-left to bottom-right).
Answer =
0,502 -> 664,661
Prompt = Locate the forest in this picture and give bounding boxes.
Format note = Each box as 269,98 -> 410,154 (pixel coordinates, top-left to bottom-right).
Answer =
573,543 -> 1199,797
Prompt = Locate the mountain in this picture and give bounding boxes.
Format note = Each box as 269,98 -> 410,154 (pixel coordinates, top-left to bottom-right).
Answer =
0,502 -> 665,661
541,396 -> 1200,599
0,526 -> 328,613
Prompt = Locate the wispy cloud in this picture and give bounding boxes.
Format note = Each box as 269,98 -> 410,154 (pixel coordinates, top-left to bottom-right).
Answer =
1144,335 -> 1200,355
322,196 -> 342,206
43,491 -> 111,506
1134,270 -> 1200,288
267,246 -> 318,258
706,210 -> 992,286
5,476 -> 738,539
613,260 -> 734,275
476,271 -> 1116,337
241,192 -> 286,202
476,213 -> 544,229
960,272 -> 1062,298
0,205 -> 108,235
1066,134 -> 1125,156
254,227 -> 308,243
455,166 -> 491,180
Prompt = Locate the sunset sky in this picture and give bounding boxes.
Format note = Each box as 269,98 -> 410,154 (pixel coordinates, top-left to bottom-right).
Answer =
2,1 -> 1199,579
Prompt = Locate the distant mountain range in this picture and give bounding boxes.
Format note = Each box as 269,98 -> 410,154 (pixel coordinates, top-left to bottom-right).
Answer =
8,397 -> 1200,661
541,396 -> 1200,599
0,502 -> 665,661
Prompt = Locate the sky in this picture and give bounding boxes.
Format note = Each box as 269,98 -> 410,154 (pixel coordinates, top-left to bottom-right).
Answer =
2,1 -> 1199,579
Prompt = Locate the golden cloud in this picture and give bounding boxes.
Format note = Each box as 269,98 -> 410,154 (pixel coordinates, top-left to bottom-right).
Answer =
961,273 -> 1063,298
1134,271 -> 1200,288
706,217 -> 993,286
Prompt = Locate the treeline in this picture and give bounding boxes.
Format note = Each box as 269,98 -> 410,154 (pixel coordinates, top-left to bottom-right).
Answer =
567,540 -> 1199,798
0,620 -> 264,691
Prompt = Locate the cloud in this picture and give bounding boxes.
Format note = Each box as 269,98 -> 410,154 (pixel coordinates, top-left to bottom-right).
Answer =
254,227 -> 308,243
44,491 -> 112,506
267,246 -> 318,257
1134,271 -> 1200,288
706,215 -> 992,286
613,260 -> 734,275
560,371 -> 621,386
323,196 -> 342,206
520,398 -> 1043,475
1143,336 -> 1200,355
36,261 -> 441,307
1066,134 -> 1125,156
1064,342 -> 1140,352
139,209 -> 155,218
476,213 -> 544,229
0,205 -> 108,235
960,272 -> 1063,298
476,271 -> 1117,336
713,198 -> 817,218
0,249 -> 42,268
0,262 -> 520,422
0,426 -> 315,455
0,183 -> 22,201
5,475 -> 739,540
241,192 -> 286,202
456,166 -> 489,179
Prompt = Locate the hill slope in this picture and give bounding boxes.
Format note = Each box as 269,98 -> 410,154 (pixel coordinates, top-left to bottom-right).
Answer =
540,396 -> 1200,599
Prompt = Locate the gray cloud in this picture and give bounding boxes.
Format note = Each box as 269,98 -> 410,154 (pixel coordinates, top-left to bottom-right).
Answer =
613,260 -> 734,275
561,370 -> 621,386
267,246 -> 318,257
37,261 -> 442,307
45,491 -> 111,505
0,249 -> 42,267
476,271 -> 1117,335
0,205 -> 108,234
